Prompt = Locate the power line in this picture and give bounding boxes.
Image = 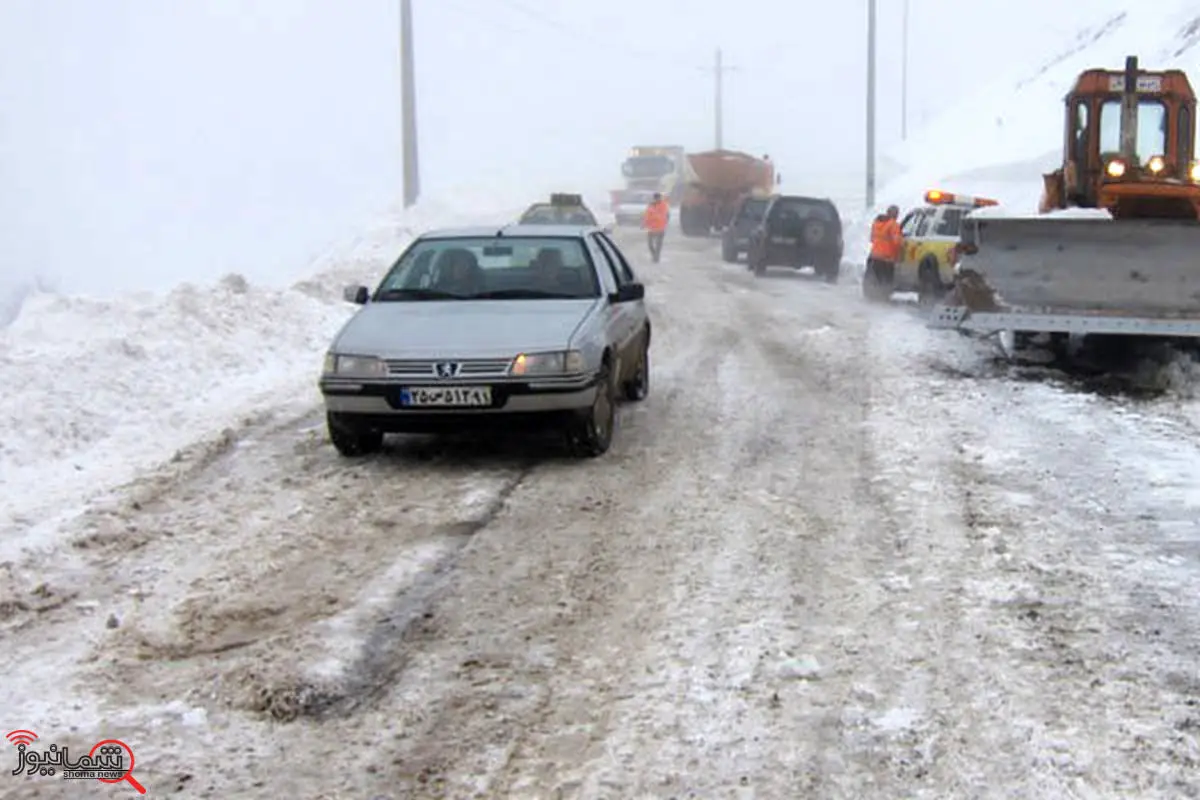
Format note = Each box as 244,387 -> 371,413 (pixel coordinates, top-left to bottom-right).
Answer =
461,0 -> 710,73
498,0 -> 697,67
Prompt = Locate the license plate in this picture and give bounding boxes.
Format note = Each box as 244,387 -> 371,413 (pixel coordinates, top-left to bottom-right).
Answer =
399,386 -> 492,407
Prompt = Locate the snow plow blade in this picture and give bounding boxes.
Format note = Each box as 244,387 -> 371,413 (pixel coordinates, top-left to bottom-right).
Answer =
929,215 -> 1200,338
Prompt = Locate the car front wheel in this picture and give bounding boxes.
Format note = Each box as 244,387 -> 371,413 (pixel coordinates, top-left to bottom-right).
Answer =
327,412 -> 383,457
721,236 -> 737,263
567,361 -> 616,457
817,257 -> 840,284
917,261 -> 945,307
623,335 -> 650,401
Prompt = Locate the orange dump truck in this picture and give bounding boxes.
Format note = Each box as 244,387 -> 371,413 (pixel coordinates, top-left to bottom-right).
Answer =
678,150 -> 777,237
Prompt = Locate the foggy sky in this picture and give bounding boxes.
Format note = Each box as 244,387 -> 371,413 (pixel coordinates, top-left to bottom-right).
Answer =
0,0 -> 1131,298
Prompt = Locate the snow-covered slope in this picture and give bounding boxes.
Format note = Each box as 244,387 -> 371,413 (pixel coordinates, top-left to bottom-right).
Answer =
0,191 -> 538,556
879,2 -> 1200,210
841,1 -> 1200,261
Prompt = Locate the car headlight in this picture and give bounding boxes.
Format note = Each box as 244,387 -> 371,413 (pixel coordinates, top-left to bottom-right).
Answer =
326,354 -> 386,377
1190,161 -> 1200,182
1148,155 -> 1166,173
1105,158 -> 1126,178
509,350 -> 585,376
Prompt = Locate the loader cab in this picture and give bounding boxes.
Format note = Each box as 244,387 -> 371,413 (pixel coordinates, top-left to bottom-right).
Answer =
1062,56 -> 1200,218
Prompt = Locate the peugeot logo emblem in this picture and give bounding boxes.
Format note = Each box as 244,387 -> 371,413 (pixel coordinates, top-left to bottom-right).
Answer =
433,362 -> 461,378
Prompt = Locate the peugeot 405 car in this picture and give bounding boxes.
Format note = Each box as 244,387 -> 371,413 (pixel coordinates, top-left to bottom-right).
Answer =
320,224 -> 651,458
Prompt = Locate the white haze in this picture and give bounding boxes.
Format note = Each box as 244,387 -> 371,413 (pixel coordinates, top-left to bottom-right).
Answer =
1,0 -> 1131,312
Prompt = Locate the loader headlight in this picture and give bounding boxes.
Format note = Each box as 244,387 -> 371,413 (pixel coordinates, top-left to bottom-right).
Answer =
1190,161 -> 1200,182
1148,155 -> 1166,174
1106,158 -> 1127,178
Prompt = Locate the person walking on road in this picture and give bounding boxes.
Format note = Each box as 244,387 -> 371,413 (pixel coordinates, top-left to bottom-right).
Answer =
864,204 -> 903,301
642,192 -> 670,263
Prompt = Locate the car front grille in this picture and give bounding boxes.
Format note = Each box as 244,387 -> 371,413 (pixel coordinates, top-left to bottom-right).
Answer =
384,358 -> 513,379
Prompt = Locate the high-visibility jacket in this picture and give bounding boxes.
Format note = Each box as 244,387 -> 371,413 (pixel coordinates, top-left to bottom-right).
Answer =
643,200 -> 670,232
869,216 -> 903,262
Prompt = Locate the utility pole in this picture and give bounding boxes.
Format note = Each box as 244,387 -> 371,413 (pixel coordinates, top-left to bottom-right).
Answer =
901,0 -> 909,140
713,48 -> 737,150
400,0 -> 420,207
715,48 -> 723,149
865,0 -> 876,208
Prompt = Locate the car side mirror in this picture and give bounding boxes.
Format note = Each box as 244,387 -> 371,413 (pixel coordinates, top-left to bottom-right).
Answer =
610,282 -> 645,304
602,223 -> 614,234
343,285 -> 369,304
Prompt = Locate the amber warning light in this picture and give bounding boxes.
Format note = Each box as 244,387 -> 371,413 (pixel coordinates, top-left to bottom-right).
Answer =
924,189 -> 998,208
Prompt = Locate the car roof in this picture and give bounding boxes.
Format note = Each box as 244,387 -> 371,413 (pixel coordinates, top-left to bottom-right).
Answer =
771,194 -> 836,205
417,224 -> 601,240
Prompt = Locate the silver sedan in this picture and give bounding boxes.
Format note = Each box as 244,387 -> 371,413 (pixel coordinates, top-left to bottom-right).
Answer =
319,224 -> 651,458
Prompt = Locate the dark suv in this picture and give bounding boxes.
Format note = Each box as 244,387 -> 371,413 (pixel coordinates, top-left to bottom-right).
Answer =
721,194 -> 771,262
746,195 -> 843,282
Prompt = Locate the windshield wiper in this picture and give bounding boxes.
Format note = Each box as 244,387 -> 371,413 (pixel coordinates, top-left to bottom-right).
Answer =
374,288 -> 464,301
474,288 -> 581,299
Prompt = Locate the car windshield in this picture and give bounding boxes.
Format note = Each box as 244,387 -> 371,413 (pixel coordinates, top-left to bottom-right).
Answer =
1099,99 -> 1168,165
622,155 -> 674,178
738,198 -> 769,220
374,236 -> 600,301
519,204 -> 597,225
772,199 -> 838,224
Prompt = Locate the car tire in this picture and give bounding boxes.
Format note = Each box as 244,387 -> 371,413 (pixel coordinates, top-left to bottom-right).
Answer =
917,259 -> 944,307
721,236 -> 737,263
622,334 -> 650,402
327,412 -> 383,457
566,360 -> 616,457
817,257 -> 840,284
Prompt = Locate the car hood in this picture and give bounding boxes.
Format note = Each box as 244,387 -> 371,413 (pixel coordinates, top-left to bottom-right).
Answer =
615,203 -> 646,215
333,298 -> 601,358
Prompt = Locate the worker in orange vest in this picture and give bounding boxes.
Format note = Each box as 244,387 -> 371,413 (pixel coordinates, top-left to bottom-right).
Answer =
864,204 -> 903,301
642,192 -> 670,263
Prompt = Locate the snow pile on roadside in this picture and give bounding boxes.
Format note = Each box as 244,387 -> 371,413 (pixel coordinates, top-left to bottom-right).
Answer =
0,273 -> 366,557
0,189 -> 545,554
967,206 -> 1113,220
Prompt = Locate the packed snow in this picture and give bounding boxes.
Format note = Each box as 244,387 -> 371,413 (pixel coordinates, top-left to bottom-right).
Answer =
5,2 -> 1200,796
969,205 -> 1115,219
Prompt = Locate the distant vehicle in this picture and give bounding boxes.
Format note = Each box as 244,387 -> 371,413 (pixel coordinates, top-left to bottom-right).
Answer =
679,150 -> 777,236
746,194 -> 843,283
621,146 -> 686,202
721,193 -> 773,262
876,189 -> 997,306
610,188 -> 657,226
518,193 -> 600,227
321,223 -> 651,458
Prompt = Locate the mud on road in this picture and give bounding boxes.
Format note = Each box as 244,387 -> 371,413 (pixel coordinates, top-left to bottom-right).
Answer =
3,231 -> 1200,799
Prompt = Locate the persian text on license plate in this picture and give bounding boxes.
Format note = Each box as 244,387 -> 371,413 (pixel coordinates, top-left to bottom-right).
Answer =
399,386 -> 492,407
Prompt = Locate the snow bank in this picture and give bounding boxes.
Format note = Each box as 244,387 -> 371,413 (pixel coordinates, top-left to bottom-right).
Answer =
0,188 -> 549,557
968,205 -> 1113,220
